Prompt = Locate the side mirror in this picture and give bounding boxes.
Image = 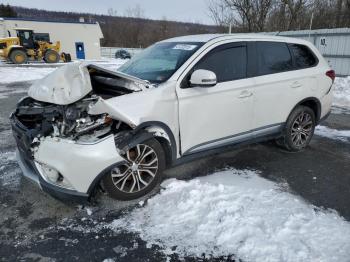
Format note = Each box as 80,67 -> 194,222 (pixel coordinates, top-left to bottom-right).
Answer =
189,69 -> 217,88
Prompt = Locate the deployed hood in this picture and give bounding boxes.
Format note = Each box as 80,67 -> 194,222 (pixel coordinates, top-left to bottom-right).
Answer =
28,62 -> 151,105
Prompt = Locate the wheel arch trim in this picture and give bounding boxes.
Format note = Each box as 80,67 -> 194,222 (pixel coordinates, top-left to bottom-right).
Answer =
87,121 -> 177,195
288,97 -> 321,123
134,121 -> 177,164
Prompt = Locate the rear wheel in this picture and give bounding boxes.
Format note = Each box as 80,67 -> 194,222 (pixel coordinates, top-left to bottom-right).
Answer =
44,50 -> 60,63
102,138 -> 165,200
9,49 -> 28,64
278,106 -> 316,152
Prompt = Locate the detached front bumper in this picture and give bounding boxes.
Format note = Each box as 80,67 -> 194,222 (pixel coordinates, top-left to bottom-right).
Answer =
11,113 -> 125,203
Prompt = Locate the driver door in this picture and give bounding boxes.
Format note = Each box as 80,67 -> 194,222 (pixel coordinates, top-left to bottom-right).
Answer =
176,42 -> 255,155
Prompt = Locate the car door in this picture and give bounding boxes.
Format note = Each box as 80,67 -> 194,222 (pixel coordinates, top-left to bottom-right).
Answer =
251,41 -> 317,135
176,42 -> 255,155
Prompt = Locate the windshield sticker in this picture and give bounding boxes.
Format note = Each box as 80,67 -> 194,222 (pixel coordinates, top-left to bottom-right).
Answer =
172,44 -> 198,51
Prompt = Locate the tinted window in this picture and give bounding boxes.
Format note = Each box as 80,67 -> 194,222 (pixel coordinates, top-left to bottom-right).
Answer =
289,44 -> 317,68
257,42 -> 293,75
194,44 -> 247,82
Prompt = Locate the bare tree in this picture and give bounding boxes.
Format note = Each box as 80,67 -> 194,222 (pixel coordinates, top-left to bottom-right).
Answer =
124,4 -> 145,18
222,0 -> 274,31
281,0 -> 309,30
107,8 -> 118,17
207,0 -> 234,27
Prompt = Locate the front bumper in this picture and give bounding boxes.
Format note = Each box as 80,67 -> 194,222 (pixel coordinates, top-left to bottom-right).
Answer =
16,149 -> 89,203
11,113 -> 125,203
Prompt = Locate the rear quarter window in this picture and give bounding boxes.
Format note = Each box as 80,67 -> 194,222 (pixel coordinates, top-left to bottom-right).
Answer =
257,42 -> 293,75
288,44 -> 318,69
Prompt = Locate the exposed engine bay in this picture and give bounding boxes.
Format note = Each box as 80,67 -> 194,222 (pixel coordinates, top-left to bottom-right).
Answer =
12,64 -> 151,155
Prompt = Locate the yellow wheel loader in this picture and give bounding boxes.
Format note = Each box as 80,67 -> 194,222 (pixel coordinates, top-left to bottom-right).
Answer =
0,28 -> 71,64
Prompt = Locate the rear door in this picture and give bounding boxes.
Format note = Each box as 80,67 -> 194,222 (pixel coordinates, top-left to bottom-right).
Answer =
251,41 -> 317,133
177,42 -> 255,154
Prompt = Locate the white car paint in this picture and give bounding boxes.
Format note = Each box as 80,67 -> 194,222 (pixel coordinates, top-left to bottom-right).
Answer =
16,33 -> 333,197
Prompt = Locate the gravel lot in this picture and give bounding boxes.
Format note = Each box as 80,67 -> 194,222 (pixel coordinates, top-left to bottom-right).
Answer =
0,79 -> 349,262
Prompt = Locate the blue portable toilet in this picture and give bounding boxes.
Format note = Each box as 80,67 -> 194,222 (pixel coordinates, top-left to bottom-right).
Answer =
75,42 -> 85,59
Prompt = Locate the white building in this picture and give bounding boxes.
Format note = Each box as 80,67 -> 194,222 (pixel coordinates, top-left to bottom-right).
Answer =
0,17 -> 104,60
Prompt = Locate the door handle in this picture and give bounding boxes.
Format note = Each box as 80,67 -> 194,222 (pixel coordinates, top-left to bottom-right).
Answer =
238,90 -> 253,98
291,81 -> 302,88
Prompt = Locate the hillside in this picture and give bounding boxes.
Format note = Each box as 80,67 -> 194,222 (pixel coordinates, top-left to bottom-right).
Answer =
12,6 -> 223,48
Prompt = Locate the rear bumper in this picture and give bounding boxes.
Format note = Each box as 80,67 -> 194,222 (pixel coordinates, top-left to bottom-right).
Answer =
16,149 -> 89,203
318,110 -> 331,124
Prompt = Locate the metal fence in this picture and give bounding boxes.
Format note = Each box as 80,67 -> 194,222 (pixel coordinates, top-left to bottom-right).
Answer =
264,28 -> 350,76
100,47 -> 143,59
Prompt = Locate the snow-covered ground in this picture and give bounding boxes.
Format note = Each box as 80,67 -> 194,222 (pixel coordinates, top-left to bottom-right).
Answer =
109,169 -> 350,261
333,77 -> 350,112
0,67 -> 57,84
315,125 -> 350,142
0,59 -> 127,84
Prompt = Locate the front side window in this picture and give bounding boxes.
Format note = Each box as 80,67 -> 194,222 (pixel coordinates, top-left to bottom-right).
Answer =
289,44 -> 317,69
194,44 -> 247,83
118,42 -> 203,84
257,42 -> 293,75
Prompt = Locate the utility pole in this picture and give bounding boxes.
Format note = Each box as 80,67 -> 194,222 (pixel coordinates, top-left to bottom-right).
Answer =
308,12 -> 314,42
228,23 -> 232,34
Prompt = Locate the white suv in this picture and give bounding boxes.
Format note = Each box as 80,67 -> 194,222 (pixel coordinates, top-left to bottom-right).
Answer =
11,34 -> 334,202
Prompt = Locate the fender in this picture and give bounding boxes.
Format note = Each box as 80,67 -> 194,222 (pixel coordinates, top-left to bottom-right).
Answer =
288,97 -> 321,123
87,121 -> 178,196
132,121 -> 178,164
8,45 -> 26,53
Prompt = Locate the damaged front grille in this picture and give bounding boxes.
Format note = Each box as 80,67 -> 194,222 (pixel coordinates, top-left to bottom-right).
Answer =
12,96 -> 115,144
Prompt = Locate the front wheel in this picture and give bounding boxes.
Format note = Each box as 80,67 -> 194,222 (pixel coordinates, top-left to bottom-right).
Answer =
9,49 -> 28,64
277,106 -> 316,152
44,50 -> 60,63
102,138 -> 165,200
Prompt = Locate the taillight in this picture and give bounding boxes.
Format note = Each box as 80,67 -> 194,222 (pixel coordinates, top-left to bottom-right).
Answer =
326,70 -> 335,83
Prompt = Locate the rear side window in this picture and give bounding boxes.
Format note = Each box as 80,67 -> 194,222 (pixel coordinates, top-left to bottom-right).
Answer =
194,44 -> 247,82
289,44 -> 317,69
257,42 -> 293,75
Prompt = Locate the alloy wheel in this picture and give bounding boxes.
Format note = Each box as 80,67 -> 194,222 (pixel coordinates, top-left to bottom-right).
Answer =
291,111 -> 313,147
110,144 -> 159,194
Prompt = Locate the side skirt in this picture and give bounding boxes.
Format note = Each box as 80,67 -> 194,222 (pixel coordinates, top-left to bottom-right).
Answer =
172,124 -> 283,167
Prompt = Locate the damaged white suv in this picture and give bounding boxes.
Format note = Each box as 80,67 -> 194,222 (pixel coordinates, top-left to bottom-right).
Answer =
11,34 -> 334,202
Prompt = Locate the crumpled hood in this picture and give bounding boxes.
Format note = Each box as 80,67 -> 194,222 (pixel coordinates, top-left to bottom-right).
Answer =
28,62 -> 150,105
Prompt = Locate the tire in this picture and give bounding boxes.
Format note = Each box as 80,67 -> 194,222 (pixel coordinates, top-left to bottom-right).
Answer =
102,138 -> 166,200
44,50 -> 60,63
9,49 -> 28,64
65,53 -> 72,62
278,106 -> 316,152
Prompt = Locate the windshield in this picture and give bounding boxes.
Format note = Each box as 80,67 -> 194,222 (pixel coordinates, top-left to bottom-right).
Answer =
118,42 -> 204,84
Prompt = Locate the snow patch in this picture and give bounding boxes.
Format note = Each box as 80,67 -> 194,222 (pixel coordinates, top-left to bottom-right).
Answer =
0,151 -> 21,188
315,125 -> 350,142
109,169 -> 350,261
333,77 -> 350,112
0,67 -> 57,84
0,59 -> 127,85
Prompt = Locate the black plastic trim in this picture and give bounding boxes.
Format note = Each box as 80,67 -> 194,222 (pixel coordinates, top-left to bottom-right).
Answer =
133,121 -> 177,163
173,130 -> 282,167
318,111 -> 331,124
86,160 -> 127,195
183,123 -> 283,155
293,97 -> 322,123
39,176 -> 90,203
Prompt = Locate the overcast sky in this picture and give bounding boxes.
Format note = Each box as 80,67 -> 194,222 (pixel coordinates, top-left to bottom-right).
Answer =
0,0 -> 214,25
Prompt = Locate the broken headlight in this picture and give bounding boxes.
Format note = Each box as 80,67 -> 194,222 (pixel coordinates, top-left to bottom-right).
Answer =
35,162 -> 74,190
